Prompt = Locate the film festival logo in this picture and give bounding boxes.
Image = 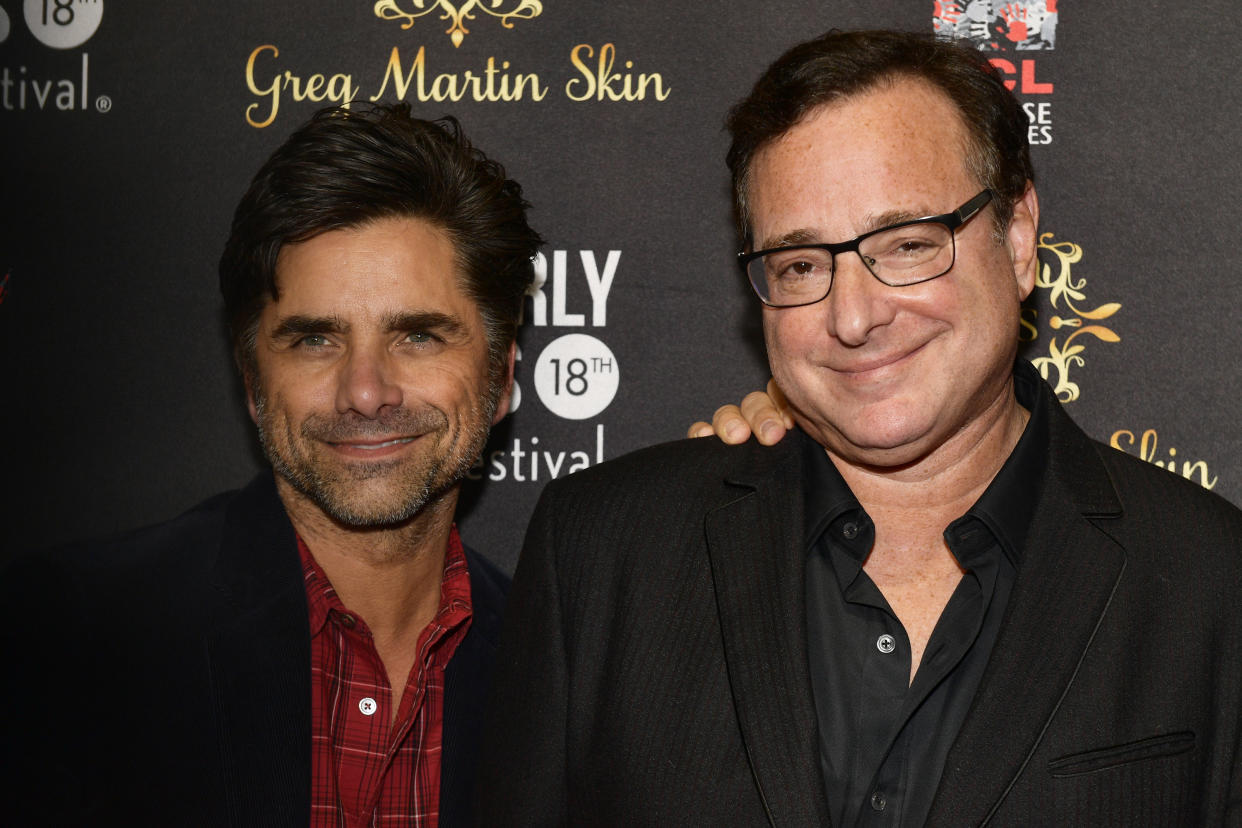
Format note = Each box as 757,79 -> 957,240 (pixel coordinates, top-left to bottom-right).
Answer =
0,0 -> 111,113
466,250 -> 622,485
373,0 -> 543,47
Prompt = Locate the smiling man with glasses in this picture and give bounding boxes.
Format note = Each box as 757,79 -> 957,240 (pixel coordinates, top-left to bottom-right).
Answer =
479,29 -> 1242,825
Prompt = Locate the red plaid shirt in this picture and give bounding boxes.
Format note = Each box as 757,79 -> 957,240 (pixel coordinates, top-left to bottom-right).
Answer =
299,528 -> 473,828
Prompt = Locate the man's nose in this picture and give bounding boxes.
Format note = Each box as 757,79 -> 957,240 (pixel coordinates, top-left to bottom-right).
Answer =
335,345 -> 403,417
823,253 -> 897,346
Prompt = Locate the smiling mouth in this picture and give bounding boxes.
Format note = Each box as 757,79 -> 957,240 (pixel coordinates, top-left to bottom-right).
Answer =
830,343 -> 928,376
356,437 -> 414,450
331,436 -> 418,450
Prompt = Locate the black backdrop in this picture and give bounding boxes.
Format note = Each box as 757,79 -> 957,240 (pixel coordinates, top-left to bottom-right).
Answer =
3,1 -> 1240,572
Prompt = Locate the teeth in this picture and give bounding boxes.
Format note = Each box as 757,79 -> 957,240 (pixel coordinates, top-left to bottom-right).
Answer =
351,437 -> 414,450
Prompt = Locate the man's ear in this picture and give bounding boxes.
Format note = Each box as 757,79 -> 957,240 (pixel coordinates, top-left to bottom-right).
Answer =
491,341 -> 518,425
1007,182 -> 1041,301
244,370 -> 259,426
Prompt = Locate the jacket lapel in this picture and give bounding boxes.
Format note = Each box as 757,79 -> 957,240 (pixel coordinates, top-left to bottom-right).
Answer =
206,474 -> 312,826
705,435 -> 833,827
927,394 -> 1126,826
441,548 -> 507,825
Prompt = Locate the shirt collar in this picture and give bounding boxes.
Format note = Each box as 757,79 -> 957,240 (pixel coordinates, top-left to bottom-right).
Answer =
297,525 -> 474,639
298,535 -> 339,638
803,360 -> 1051,565
957,359 -> 1049,566
802,437 -> 862,548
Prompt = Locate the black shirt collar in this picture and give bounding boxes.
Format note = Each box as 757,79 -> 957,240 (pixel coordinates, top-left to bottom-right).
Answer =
803,360 -> 1051,565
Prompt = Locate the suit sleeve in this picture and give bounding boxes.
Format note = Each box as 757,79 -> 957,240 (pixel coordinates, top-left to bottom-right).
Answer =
475,481 -> 570,826
1229,677 -> 1242,826
1,553 -> 100,825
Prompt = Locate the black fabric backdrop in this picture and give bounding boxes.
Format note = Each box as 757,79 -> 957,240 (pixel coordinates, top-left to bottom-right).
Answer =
3,1 -> 1239,572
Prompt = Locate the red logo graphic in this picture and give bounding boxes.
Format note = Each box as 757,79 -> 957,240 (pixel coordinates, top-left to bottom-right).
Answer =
0,271 -> 9,306
934,1 -> 1058,51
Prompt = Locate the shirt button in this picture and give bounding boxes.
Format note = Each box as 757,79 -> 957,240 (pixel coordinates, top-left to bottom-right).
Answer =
339,613 -> 357,629
870,791 -> 887,812
876,634 -> 896,654
842,522 -> 860,539
358,697 -> 377,716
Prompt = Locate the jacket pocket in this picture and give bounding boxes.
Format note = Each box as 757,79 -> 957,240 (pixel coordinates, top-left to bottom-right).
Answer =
1047,731 -> 1195,778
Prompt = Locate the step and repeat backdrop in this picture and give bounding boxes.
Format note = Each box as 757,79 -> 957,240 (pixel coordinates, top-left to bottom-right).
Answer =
3,2 -> 1240,571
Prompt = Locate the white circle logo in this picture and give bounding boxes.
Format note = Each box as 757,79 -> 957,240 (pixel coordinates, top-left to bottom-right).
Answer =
533,334 -> 619,420
24,0 -> 103,49
0,7 -> 11,43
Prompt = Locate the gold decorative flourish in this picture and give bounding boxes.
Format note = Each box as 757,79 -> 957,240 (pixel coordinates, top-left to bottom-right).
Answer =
374,0 -> 543,48
1027,232 -> 1121,402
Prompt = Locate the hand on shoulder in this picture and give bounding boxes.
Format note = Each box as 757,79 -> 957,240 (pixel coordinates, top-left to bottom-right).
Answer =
686,378 -> 794,446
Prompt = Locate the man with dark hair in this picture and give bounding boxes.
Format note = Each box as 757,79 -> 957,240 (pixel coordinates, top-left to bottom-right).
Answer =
478,30 -> 1242,824
2,103 -> 540,826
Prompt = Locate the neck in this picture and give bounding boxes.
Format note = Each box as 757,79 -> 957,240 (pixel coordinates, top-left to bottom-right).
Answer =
831,386 -> 1029,546
276,479 -> 459,642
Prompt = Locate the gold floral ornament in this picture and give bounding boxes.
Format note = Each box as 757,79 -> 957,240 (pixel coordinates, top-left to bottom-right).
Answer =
1028,232 -> 1121,402
374,0 -> 543,48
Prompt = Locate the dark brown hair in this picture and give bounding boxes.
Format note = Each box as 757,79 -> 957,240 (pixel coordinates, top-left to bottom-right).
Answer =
219,103 -> 542,381
726,29 -> 1033,244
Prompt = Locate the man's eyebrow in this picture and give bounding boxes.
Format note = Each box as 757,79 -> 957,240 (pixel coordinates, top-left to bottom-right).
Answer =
862,208 -> 926,233
759,228 -> 821,251
270,314 -> 348,339
758,207 -> 935,250
384,311 -> 468,338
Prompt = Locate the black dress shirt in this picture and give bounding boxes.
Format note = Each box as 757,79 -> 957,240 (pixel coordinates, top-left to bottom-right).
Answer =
804,365 -> 1050,827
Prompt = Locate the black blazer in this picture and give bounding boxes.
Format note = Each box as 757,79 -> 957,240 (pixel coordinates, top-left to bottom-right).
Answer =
2,472 -> 507,827
478,376 -> 1242,826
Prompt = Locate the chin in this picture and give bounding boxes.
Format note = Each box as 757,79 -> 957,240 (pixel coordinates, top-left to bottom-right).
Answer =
316,490 -> 432,528
808,410 -> 940,468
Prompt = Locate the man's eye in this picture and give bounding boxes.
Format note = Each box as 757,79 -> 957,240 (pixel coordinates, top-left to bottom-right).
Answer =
896,239 -> 935,254
873,232 -> 943,260
774,257 -> 828,281
296,334 -> 330,348
406,331 -> 436,345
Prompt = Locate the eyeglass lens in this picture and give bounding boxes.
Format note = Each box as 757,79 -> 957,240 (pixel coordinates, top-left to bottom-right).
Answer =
748,222 -> 955,306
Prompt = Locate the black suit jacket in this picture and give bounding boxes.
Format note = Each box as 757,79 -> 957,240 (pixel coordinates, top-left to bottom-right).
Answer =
2,472 -> 507,827
478,377 -> 1242,826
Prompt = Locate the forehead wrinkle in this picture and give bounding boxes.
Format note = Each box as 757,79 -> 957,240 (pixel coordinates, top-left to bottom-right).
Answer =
753,78 -> 983,253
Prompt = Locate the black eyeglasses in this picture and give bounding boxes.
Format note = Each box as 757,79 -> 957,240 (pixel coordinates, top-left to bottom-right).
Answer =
738,189 -> 995,308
